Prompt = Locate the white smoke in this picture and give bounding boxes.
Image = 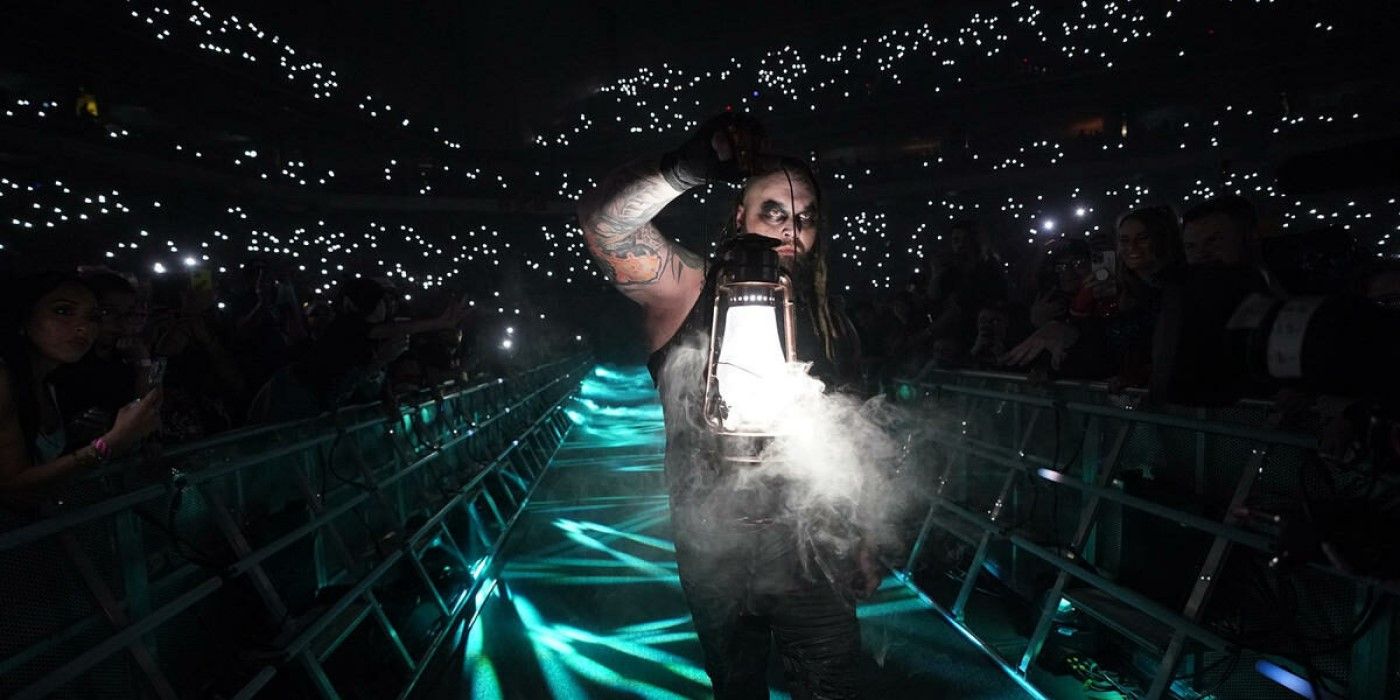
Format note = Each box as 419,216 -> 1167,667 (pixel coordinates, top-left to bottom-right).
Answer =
659,333 -> 932,590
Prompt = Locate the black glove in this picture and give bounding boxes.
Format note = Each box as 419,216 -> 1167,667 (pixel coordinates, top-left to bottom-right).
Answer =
660,112 -> 767,191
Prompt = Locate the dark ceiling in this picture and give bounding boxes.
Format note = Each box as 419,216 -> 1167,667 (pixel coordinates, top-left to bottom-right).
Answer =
4,0 -> 1391,159
224,0 -> 935,146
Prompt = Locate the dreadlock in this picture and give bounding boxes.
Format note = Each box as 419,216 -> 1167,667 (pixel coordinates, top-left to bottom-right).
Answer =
719,157 -> 845,364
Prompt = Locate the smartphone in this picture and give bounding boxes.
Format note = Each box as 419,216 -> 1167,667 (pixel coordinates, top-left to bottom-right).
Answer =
1090,250 -> 1118,299
145,357 -> 168,388
190,269 -> 213,294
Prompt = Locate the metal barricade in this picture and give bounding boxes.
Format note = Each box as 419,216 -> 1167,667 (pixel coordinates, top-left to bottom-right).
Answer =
0,356 -> 590,699
893,367 -> 1396,700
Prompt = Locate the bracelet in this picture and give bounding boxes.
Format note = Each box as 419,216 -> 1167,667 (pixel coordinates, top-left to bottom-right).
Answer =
90,437 -> 112,463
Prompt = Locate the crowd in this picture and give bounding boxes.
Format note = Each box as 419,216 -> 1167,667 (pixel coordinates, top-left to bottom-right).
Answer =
0,261 -> 568,497
851,193 -> 1399,396
3,185 -> 1392,501
3,83 -> 568,204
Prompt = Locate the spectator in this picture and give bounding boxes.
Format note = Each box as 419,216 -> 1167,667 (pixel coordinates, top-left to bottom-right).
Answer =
1027,239 -> 1091,329
1152,196 -> 1280,404
1180,194 -> 1287,295
303,300 -> 335,342
248,278 -> 467,422
230,261 -> 308,395
1073,206 -> 1185,389
146,271 -> 245,443
1358,259 -> 1400,308
0,273 -> 160,495
848,300 -> 891,392
925,220 -> 1009,343
895,220 -> 1011,375
867,294 -> 919,379
1002,236 -> 1108,378
898,271 -> 934,335
969,301 -> 1019,367
1180,194 -> 1258,268
1265,224 -> 1364,295
50,270 -> 144,444
926,335 -> 969,370
415,328 -> 467,387
1001,205 -> 1185,383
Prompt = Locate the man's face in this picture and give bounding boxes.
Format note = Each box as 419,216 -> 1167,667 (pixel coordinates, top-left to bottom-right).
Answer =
735,172 -> 818,265
95,290 -> 137,348
366,299 -> 389,324
977,308 -> 1008,339
948,228 -> 972,256
1054,254 -> 1090,293
1183,212 -> 1245,267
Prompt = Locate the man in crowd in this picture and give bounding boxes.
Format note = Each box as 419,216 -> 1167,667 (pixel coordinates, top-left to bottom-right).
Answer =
1181,194 -> 1258,268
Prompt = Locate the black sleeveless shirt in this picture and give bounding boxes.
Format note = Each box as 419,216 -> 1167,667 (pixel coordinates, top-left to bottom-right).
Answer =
646,262 -> 858,388
646,262 -> 860,514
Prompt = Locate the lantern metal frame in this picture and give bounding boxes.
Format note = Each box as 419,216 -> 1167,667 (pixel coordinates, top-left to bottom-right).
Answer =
700,234 -> 799,463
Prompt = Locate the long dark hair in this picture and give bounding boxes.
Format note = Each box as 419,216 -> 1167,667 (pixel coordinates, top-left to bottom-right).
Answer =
0,272 -> 93,462
719,157 -> 846,363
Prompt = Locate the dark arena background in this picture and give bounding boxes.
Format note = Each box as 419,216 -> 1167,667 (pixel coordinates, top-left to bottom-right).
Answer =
1,1 -> 1398,698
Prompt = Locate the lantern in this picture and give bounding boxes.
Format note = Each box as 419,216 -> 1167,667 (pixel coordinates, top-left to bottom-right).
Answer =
702,234 -> 800,463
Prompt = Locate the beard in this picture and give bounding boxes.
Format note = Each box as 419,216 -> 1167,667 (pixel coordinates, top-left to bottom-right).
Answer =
782,250 -> 819,307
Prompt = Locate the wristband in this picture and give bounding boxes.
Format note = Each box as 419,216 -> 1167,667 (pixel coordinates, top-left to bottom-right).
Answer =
90,437 -> 112,462
658,151 -> 700,192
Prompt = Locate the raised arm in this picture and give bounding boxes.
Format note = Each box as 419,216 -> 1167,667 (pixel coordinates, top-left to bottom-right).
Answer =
576,158 -> 703,311
0,369 -> 162,495
577,114 -> 766,350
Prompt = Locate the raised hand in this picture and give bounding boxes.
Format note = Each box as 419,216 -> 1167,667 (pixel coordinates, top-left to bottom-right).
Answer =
660,112 -> 768,190
104,387 -> 164,454
1000,320 -> 1080,370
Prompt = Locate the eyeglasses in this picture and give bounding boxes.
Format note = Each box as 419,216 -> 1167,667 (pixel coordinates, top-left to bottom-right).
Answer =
1053,258 -> 1090,272
1371,292 -> 1400,308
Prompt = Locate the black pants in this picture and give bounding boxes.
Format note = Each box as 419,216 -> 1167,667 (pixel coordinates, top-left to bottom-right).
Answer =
673,511 -> 862,699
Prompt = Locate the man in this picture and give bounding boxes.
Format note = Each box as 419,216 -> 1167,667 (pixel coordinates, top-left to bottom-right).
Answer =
578,114 -> 873,699
1151,195 -> 1281,403
1181,194 -> 1257,268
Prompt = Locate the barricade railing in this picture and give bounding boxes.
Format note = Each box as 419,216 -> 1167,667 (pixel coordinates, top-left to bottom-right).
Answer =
892,366 -> 1396,700
0,356 -> 591,699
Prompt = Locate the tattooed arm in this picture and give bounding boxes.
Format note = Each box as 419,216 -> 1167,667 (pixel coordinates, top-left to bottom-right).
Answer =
577,158 -> 705,345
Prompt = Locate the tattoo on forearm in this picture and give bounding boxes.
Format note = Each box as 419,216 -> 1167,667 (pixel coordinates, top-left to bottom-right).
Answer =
580,161 -> 702,286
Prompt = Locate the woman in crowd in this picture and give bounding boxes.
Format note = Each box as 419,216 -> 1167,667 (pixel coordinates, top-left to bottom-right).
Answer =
0,273 -> 161,494
1076,205 -> 1184,389
49,269 -> 145,445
